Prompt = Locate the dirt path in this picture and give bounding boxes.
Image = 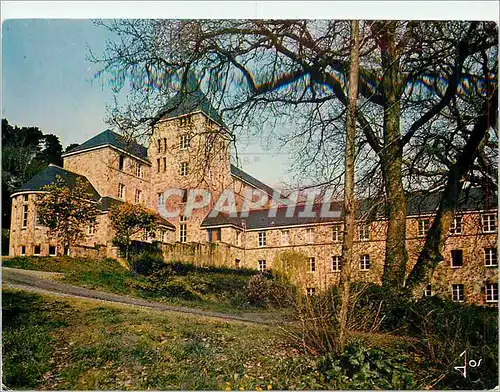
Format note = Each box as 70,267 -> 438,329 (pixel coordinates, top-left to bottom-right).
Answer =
2,267 -> 282,326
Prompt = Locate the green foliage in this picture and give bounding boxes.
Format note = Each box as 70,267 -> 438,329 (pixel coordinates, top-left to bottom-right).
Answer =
2,228 -> 10,255
348,283 -> 499,389
36,175 -> 99,252
316,341 -> 417,389
2,118 -> 63,229
110,202 -> 163,259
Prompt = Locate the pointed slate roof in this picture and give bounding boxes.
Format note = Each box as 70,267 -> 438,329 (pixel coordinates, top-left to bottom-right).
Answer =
62,130 -> 149,162
12,164 -> 100,201
154,72 -> 226,127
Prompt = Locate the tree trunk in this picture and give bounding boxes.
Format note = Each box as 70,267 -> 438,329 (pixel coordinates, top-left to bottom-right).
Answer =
376,21 -> 408,291
406,86 -> 498,293
337,19 -> 360,354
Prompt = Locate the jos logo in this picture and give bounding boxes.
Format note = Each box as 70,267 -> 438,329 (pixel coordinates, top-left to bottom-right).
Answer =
454,350 -> 482,379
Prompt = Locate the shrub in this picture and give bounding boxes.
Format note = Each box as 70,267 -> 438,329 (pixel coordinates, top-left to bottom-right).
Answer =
316,341 -> 417,389
245,273 -> 296,308
245,274 -> 271,307
130,251 -> 164,276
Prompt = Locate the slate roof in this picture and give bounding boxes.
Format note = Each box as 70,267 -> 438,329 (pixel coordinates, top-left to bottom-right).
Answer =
230,164 -> 276,196
63,130 -> 149,162
13,164 -> 100,201
201,187 -> 497,230
201,200 -> 344,230
153,73 -> 226,127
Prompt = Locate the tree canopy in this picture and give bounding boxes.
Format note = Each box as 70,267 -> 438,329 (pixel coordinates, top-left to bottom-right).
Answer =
92,20 -> 498,290
35,175 -> 99,254
2,118 -> 64,229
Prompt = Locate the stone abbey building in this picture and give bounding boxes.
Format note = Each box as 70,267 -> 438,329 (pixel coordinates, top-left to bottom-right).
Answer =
9,88 -> 498,305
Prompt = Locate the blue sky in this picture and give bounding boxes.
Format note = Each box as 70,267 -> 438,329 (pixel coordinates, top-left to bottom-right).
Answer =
2,19 -> 291,186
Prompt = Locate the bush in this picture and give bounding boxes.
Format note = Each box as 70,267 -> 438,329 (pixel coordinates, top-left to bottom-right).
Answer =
245,273 -> 296,308
130,251 -> 164,276
347,284 -> 498,389
316,341 -> 417,389
2,229 -> 10,256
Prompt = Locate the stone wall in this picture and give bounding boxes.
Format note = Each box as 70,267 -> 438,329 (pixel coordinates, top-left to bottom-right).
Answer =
64,147 -> 152,208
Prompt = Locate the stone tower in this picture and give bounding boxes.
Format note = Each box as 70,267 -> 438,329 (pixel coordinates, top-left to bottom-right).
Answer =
149,78 -> 233,243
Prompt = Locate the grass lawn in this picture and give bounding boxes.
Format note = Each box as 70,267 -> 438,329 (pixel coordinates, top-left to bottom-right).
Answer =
2,289 -> 317,390
2,256 -> 279,315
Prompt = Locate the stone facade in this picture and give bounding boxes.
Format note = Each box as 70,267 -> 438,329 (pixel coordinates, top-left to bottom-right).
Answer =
8,106 -> 498,306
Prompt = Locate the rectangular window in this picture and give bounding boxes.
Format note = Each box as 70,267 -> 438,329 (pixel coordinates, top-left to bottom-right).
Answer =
306,287 -> 316,296
182,189 -> 188,203
87,225 -> 96,235
180,134 -> 191,150
418,219 -> 430,237
236,231 -> 242,247
119,155 -> 125,171
258,259 -> 267,272
485,283 -> 498,303
163,157 -> 167,172
180,162 -> 189,176
280,230 -> 290,246
179,224 -> 187,243
451,284 -> 465,302
450,216 -> 462,235
258,232 -> 267,247
157,158 -> 161,173
305,228 -> 315,243
118,183 -> 125,200
157,139 -> 161,153
332,224 -> 342,242
35,211 -> 43,227
485,248 -> 498,267
49,245 -> 57,256
360,254 -> 370,271
425,284 -> 432,297
308,257 -> 316,272
208,228 -> 221,242
235,259 -> 241,268
23,195 -> 29,202
20,245 -> 26,256
22,205 -> 28,228
33,245 -> 41,256
332,256 -> 341,272
135,162 -> 142,177
135,189 -> 142,204
163,138 -> 167,152
157,192 -> 164,206
451,249 -> 463,268
482,214 -> 497,233
179,215 -> 187,222
358,223 -> 370,241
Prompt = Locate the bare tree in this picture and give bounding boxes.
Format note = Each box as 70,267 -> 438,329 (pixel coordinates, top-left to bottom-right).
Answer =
337,20 -> 360,354
91,19 -> 497,291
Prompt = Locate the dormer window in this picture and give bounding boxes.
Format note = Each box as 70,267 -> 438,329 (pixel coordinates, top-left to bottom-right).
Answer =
180,115 -> 192,126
